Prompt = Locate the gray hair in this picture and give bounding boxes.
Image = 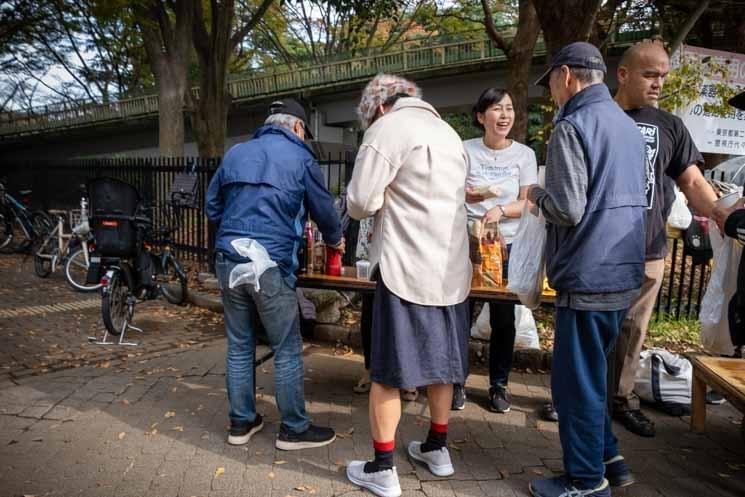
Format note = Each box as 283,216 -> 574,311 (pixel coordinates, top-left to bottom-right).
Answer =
265,113 -> 301,131
569,67 -> 605,84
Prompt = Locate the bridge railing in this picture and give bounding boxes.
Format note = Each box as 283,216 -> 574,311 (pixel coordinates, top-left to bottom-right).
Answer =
0,30 -> 651,137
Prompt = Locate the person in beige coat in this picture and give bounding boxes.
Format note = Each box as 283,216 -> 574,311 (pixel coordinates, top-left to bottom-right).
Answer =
344,74 -> 472,497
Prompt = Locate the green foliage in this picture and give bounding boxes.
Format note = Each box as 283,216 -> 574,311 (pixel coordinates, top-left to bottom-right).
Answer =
660,53 -> 738,116
646,313 -> 703,352
441,112 -> 481,140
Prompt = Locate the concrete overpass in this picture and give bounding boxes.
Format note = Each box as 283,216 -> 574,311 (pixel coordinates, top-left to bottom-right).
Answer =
0,32 -> 648,159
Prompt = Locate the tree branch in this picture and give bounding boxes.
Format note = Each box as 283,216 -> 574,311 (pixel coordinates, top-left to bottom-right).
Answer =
481,0 -> 512,55
669,0 -> 711,54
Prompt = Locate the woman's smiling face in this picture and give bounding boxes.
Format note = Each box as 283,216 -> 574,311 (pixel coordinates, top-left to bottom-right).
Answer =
478,93 -> 515,140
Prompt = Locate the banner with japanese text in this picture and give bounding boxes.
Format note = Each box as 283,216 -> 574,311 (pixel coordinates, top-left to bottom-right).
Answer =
673,45 -> 745,155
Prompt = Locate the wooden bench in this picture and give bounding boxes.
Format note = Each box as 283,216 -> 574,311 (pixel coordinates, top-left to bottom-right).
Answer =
689,355 -> 745,433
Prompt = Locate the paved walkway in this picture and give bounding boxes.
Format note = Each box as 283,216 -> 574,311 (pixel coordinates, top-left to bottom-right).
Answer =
0,254 -> 224,385
1,253 -> 744,497
0,340 -> 743,497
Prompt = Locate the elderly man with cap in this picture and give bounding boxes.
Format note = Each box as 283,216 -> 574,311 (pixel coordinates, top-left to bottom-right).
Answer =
206,98 -> 344,451
526,42 -> 647,497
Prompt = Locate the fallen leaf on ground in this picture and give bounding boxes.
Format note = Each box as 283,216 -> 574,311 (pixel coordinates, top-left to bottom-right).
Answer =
336,428 -> 355,439
150,422 -> 159,429
268,471 -> 275,479
718,473 -> 731,478
121,399 -> 130,405
173,426 -> 184,432
447,443 -> 461,451
118,432 -> 126,440
164,411 -> 176,418
214,467 -> 225,478
275,460 -> 287,465
100,362 -> 111,368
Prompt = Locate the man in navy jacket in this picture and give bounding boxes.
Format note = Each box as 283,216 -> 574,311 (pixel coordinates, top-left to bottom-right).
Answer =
206,99 -> 344,451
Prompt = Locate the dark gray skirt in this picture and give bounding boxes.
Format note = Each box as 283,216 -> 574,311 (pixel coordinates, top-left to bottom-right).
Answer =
369,278 -> 469,389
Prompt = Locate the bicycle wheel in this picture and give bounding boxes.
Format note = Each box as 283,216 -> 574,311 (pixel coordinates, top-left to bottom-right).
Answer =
0,212 -> 12,252
102,271 -> 130,336
159,256 -> 188,305
0,215 -> 27,254
32,234 -> 54,278
31,211 -> 54,239
64,247 -> 102,292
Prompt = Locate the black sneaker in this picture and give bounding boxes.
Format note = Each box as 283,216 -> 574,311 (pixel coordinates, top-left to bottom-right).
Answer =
228,414 -> 264,445
451,384 -> 466,411
603,455 -> 635,487
706,390 -> 727,405
276,423 -> 336,451
489,386 -> 511,413
614,409 -> 655,438
540,402 -> 558,422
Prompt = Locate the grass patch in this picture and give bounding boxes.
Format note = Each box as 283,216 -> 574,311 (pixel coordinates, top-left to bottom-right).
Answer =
533,309 -> 703,354
646,313 -> 704,353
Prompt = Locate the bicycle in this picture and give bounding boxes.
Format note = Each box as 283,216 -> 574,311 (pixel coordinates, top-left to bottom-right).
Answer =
0,180 -> 53,254
32,196 -> 102,292
86,178 -> 188,345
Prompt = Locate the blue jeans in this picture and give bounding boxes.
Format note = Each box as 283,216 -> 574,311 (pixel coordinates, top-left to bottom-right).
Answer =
215,253 -> 309,434
552,307 -> 624,489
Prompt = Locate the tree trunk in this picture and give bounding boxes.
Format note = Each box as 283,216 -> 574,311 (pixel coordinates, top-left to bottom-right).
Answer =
136,1 -> 193,157
530,0 -> 603,56
668,0 -> 710,54
191,63 -> 230,157
481,0 -> 539,143
158,73 -> 186,157
507,0 -> 540,143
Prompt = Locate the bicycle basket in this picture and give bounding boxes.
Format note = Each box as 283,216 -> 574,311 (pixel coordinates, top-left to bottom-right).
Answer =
170,172 -> 199,208
87,177 -> 141,257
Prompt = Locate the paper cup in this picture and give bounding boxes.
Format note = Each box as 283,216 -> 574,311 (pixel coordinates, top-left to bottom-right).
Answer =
355,260 -> 371,280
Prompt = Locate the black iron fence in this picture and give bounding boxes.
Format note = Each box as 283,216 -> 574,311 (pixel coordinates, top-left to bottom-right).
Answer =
2,153 -> 354,267
1,154 -> 726,320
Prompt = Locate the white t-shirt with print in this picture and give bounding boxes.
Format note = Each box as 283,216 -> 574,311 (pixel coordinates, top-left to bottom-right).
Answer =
464,138 -> 538,244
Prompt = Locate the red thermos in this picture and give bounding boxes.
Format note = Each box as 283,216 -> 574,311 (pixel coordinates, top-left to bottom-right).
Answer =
325,246 -> 342,276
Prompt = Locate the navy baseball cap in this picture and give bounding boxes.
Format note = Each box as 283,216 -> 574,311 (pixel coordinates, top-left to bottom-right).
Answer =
729,91 -> 745,111
268,98 -> 314,139
535,42 -> 607,87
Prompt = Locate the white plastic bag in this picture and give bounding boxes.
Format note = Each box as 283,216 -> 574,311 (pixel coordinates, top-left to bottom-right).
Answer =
228,238 -> 278,291
699,219 -> 740,356
668,186 -> 692,230
514,305 -> 540,349
633,348 -> 692,415
507,201 -> 546,310
469,304 -> 540,350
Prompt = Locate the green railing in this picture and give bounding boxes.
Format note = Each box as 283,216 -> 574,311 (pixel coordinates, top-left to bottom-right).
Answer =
0,31 -> 651,137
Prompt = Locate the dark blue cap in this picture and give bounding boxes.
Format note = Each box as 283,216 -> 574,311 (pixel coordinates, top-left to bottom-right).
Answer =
535,42 -> 607,87
268,98 -> 314,139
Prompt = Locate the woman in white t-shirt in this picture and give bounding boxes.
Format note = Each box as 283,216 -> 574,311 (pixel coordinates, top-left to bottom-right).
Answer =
452,88 -> 538,413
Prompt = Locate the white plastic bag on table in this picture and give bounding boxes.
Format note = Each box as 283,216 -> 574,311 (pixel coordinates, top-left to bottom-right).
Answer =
228,238 -> 278,291
469,304 -> 540,350
699,219 -> 740,356
507,202 -> 546,310
668,186 -> 692,230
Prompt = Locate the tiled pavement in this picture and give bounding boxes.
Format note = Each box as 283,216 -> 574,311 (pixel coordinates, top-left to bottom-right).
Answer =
0,341 -> 743,497
0,254 -> 224,385
1,253 -> 744,497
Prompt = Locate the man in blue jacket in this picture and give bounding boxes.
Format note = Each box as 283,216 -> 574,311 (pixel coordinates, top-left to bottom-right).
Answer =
527,43 -> 646,497
206,99 -> 344,450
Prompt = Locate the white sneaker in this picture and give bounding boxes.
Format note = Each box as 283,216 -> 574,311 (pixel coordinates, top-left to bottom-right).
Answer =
407,441 -> 455,477
346,461 -> 402,497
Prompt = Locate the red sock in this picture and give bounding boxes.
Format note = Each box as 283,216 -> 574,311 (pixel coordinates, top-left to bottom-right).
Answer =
430,422 -> 448,433
373,439 -> 395,452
